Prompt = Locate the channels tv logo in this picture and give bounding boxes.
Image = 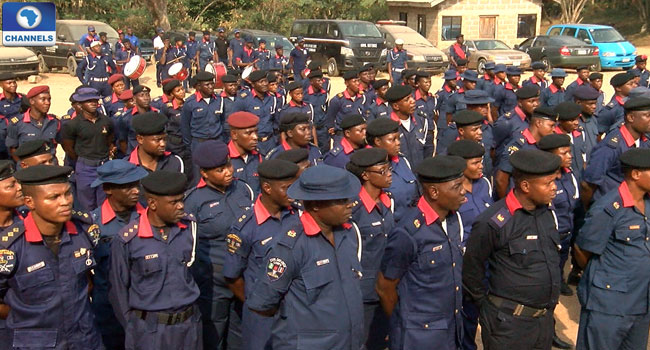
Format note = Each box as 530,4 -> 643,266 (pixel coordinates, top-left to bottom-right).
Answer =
2,2 -> 56,46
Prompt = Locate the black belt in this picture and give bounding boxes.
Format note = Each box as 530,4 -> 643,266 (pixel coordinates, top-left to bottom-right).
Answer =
488,295 -> 548,318
77,157 -> 108,167
134,306 -> 194,325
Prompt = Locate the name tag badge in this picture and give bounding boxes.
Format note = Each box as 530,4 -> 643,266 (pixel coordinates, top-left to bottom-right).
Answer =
253,106 -> 260,110
196,108 -> 203,112
371,221 -> 381,226
316,258 -> 330,266
145,254 -> 159,260
209,201 -> 220,208
630,225 -> 641,230
432,245 -> 443,252
526,235 -> 538,240
261,237 -> 273,246
27,261 -> 45,273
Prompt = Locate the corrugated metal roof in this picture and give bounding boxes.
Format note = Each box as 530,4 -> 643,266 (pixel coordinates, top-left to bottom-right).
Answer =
386,0 -> 445,6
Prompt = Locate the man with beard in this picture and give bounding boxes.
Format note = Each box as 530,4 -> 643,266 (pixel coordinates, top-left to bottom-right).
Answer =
324,113 -> 367,169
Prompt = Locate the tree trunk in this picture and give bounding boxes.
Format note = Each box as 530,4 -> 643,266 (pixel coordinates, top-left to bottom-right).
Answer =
144,0 -> 170,31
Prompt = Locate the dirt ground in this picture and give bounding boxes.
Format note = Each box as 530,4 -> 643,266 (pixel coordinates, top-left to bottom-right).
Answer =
15,46 -> 650,350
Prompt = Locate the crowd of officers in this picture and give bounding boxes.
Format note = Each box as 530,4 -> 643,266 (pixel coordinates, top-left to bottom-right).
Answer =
1,27 -> 650,350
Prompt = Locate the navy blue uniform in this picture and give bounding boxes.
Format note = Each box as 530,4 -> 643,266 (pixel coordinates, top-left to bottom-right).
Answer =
492,83 -> 519,116
387,155 -> 419,222
387,49 -> 408,85
229,38 -> 244,60
79,33 -> 99,48
163,100 -> 188,160
127,147 -> 184,173
443,89 -> 468,117
497,128 -> 539,176
414,89 -> 438,132
450,43 -> 470,63
102,93 -> 125,120
596,95 -> 625,134
492,107 -> 529,167
631,67 -> 650,88
435,85 -> 455,121
233,90 -> 279,155
576,181 -> 650,350
184,179 -> 254,350
114,48 -> 140,89
235,47 -> 256,68
255,48 -> 271,70
278,101 -> 314,123
268,53 -> 289,71
109,212 -> 202,349
246,211 -> 364,350
552,169 -> 579,274
522,75 -> 548,90
185,39 -> 199,89
390,112 -> 431,168
0,93 -> 23,118
0,212 -> 102,350
162,45 -> 187,81
583,125 -> 650,202
323,137 -> 356,169
228,140 -> 262,194
437,123 -> 494,177
539,85 -> 565,108
76,52 -> 116,97
303,85 -> 329,153
289,47 -> 310,82
198,38 -> 216,71
222,197 -> 296,350
555,127 -> 587,180
367,97 -> 391,121
181,92 -> 227,152
381,197 -> 464,349
266,140 -> 322,165
579,113 -> 600,163
564,78 -> 587,102
328,91 -> 365,131
116,106 -> 160,154
5,111 -> 60,153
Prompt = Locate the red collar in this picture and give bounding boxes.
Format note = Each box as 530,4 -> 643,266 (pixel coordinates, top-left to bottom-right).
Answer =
619,125 -> 646,147
171,98 -> 181,110
505,190 -> 523,215
194,91 -> 216,102
514,106 -> 526,121
300,211 -> 321,236
414,89 -> 424,100
615,95 -> 625,105
202,38 -> 209,43
549,84 -> 563,93
343,90 -> 360,100
128,146 -> 171,165
70,110 -> 77,119
505,83 -> 518,90
137,209 -> 186,238
22,110 -> 53,123
494,77 -> 502,85
483,74 -> 491,81
618,181 -> 635,208
289,100 -> 303,107
161,94 -> 169,103
24,212 -> 77,243
375,97 -> 387,106
254,195 -> 272,225
417,197 -> 440,225
340,137 -> 355,154
522,128 -> 537,144
100,199 -> 146,225
444,84 -> 453,93
359,187 -> 391,213
196,178 -> 207,188
390,111 -> 414,124
576,77 -> 585,85
393,47 -> 402,52
391,155 -> 399,164
307,85 -> 325,95
111,93 -> 119,103
281,139 -> 292,151
554,125 -> 582,137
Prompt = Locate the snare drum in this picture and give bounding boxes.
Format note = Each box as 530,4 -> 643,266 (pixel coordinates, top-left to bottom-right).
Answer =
124,55 -> 146,80
168,62 -> 188,81
204,62 -> 227,88
241,65 -> 255,81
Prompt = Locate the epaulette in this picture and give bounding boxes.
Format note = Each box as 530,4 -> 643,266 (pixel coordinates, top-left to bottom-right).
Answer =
114,110 -> 122,117
359,90 -> 364,95
0,222 -> 24,248
264,148 -> 278,160
60,114 -> 71,120
152,96 -> 161,102
277,223 -> 301,249
103,96 -> 111,103
231,208 -> 253,231
606,135 -> 619,148
10,116 -> 19,124
182,213 -> 196,222
329,146 -> 342,156
504,112 -> 512,118
337,92 -> 343,98
118,220 -> 139,243
72,209 -> 92,224
490,207 -> 512,228
240,91 -> 248,98
403,213 -> 424,237
166,102 -> 173,108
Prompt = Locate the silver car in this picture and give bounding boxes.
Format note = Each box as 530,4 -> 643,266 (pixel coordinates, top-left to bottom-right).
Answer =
0,31 -> 39,77
377,23 -> 449,73
464,39 -> 532,73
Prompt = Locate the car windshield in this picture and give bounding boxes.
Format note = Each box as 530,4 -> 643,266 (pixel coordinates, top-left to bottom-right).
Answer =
399,33 -> 432,46
68,24 -> 118,40
589,28 -> 625,43
474,40 -> 511,50
259,36 -> 294,50
339,22 -> 382,38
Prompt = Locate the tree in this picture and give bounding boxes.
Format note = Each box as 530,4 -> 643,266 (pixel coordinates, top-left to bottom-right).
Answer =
553,0 -> 588,23
144,0 -> 170,31
631,0 -> 650,32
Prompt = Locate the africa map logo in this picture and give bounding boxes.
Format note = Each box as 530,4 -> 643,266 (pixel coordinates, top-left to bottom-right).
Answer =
16,6 -> 43,29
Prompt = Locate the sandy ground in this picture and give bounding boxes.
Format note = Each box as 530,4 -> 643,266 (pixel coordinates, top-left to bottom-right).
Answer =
15,47 -> 650,349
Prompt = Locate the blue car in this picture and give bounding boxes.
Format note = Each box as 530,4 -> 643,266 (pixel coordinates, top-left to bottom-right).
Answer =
547,24 -> 636,69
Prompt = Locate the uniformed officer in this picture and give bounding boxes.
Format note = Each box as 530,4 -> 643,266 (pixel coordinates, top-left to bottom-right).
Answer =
450,34 -> 470,69
358,63 -> 376,98
197,31 -> 217,72
161,36 -> 187,81
573,85 -> 600,162
413,71 -> 438,133
246,164 -> 364,349
233,70 -> 279,155
14,139 -> 55,168
279,81 -> 314,126
223,159 -> 299,350
125,113 -> 183,176
523,62 -> 549,89
109,170 -> 202,349
77,40 -> 116,98
476,61 -> 496,92
486,63 -> 507,100
185,32 -> 199,92
439,109 -> 494,178
540,68 -> 566,108
328,70 -> 365,132
116,85 -> 160,154
6,86 -> 60,162
269,44 -> 289,76
387,38 -> 408,85
98,32 -> 112,58
235,38 -> 257,71
366,118 -> 418,221
492,85 -> 540,164
587,72 -> 606,114
464,149 -> 562,350
78,25 -> 99,54
377,155 -> 466,349
124,28 -> 140,55
436,70 -> 458,120
215,28 -> 229,67
0,72 -> 23,119
89,159 -> 148,350
160,80 -> 188,162
220,74 -> 239,119
582,97 -> 650,205
267,113 -> 321,164
323,113 -> 366,169
226,111 -> 262,193
303,70 -> 330,153
446,140 -> 493,350
631,55 -> 650,88
154,34 -> 169,88
255,40 -> 271,71
596,72 -> 636,133
184,141 -> 254,350
574,148 -> 650,349
289,37 -> 310,85
61,87 -> 116,211
181,71 -> 227,152
366,79 -> 391,121
104,74 -> 127,118
229,30 -> 245,66
492,66 -> 522,118
495,106 -> 557,198
1,165 -> 102,349
385,84 -> 432,167
554,102 -> 586,179
401,68 -> 418,89
275,148 -> 311,176
564,66 -> 590,102
444,70 -> 479,123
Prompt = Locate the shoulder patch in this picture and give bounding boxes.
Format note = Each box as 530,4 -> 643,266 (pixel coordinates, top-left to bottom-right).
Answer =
504,112 -> 512,118
337,92 -> 343,98
606,136 -> 619,148
166,102 -> 173,107
10,117 -> 19,124
490,207 -> 512,228
0,223 -> 24,248
240,92 -> 248,98
603,201 -> 620,217
61,114 -> 71,120
507,145 -> 520,155
227,233 -> 242,253
118,221 -> 139,243
0,249 -> 16,274
86,223 -> 100,246
103,96 -> 111,103
329,146 -> 342,156
231,208 -> 253,231
72,210 -> 92,224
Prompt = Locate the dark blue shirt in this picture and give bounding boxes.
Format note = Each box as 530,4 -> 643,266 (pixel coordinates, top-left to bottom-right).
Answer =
631,68 -> 650,88
180,92 -> 227,147
522,75 -> 548,90
185,39 -> 199,67
116,106 -> 160,153
255,49 -> 271,70
303,85 -> 328,128
539,85 -> 565,108
278,101 -> 314,123
289,47 -> 310,75
552,169 -> 579,234
267,140 -> 322,165
579,113 -> 599,163
458,177 -> 493,242
76,52 -> 116,84
388,155 -> 419,222
498,128 -> 539,174
564,78 -> 587,102
323,137 -> 357,169
414,89 -> 438,131
227,140 -> 262,194
5,110 -> 60,151
596,95 -> 625,134
387,48 -> 407,69
366,97 -> 391,121
391,112 -> 431,168
79,33 -> 100,47
492,83 -> 519,116
233,90 -> 279,138
0,93 -> 23,118
492,106 -> 529,166
229,38 -> 244,58
327,91 -> 365,130
269,54 -> 289,71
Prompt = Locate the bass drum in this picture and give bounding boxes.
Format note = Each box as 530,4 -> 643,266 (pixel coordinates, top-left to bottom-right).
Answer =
241,65 -> 255,81
205,62 -> 227,88
168,62 -> 188,81
123,55 -> 146,80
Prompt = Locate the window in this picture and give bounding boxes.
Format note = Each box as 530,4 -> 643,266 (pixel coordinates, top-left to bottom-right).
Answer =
518,37 -> 534,49
576,29 -> 590,43
563,27 -> 577,37
399,12 -> 408,24
533,37 -> 547,47
548,27 -> 562,36
517,14 -> 537,38
441,16 -> 462,41
417,15 -> 427,36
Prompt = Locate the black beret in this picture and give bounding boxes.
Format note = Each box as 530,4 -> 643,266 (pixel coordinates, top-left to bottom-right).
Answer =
531,106 -> 558,121
415,156 -> 466,183
611,72 -> 634,87
456,58 -> 468,66
531,62 -> 546,70
189,31 -> 196,36
346,148 -> 388,178
0,72 -> 16,81
589,72 -> 603,80
359,63 -> 375,73
366,118 -> 399,137
555,101 -> 582,121
163,79 -> 181,95
279,112 -> 310,131
415,71 -> 430,79
452,110 -> 483,126
402,69 -> 416,79
343,70 -> 359,80
14,165 -> 72,185
308,70 -> 323,79
372,79 -> 389,90
275,148 -> 309,163
203,30 -> 211,35
15,139 -> 51,160
133,85 -> 151,95
221,74 -> 237,83
509,149 -> 560,176
624,97 -> 650,112
266,72 -> 277,83
636,55 -> 648,63
0,160 -> 15,181
141,170 -> 187,196
248,70 -> 267,82
573,86 -> 600,100
195,71 -> 215,82
257,159 -> 299,180
340,113 -> 366,130
132,112 -> 168,135
621,148 -> 650,169
515,85 -> 540,99
538,134 -> 571,151
447,140 -> 485,159
287,81 -> 302,91
308,61 -> 321,70
385,85 -> 412,103
174,36 -> 184,43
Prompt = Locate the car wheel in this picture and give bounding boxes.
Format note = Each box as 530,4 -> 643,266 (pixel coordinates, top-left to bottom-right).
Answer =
327,57 -> 339,77
37,54 -> 49,73
541,57 -> 552,72
590,61 -> 602,72
477,58 -> 487,75
67,56 -> 77,77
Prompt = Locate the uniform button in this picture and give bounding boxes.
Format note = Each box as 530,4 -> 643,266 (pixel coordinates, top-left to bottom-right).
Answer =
627,237 -> 630,241
646,237 -> 649,241
606,284 -> 611,289
430,260 -> 435,264
455,309 -> 459,314
424,324 -> 429,328
452,262 -> 456,267
456,286 -> 459,291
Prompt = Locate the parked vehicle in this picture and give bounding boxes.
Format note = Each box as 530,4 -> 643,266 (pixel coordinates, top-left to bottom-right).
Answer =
464,39 -> 531,74
0,31 -> 39,78
547,24 -> 636,69
29,20 -> 119,76
290,19 -> 385,76
515,35 -> 601,71
139,38 -> 155,63
227,29 -> 294,58
376,22 -> 448,73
